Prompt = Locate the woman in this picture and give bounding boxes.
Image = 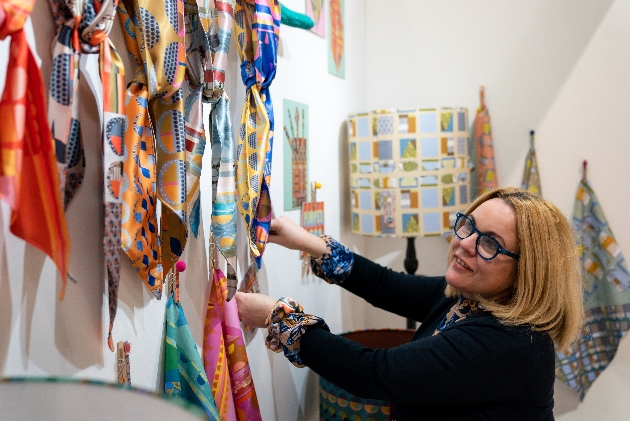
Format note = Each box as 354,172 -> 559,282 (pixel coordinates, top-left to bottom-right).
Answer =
236,188 -> 584,420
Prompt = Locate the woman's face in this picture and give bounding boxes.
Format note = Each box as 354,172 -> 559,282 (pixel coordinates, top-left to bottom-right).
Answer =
445,198 -> 519,302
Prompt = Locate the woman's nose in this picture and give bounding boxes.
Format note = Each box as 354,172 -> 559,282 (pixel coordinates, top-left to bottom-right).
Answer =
459,232 -> 478,256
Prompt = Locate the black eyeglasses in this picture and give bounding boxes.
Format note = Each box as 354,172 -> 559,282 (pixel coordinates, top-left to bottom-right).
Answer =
454,212 -> 520,261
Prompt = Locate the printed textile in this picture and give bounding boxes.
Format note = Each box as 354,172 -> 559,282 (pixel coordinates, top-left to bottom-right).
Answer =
311,235 -> 354,285
265,296 -> 330,368
521,131 -> 542,196
165,292 -> 220,419
204,261 -> 263,421
118,0 -> 188,279
48,0 -> 126,347
433,296 -> 486,335
233,0 -> 280,263
0,0 -> 70,297
472,87 -> 498,197
555,180 -> 630,399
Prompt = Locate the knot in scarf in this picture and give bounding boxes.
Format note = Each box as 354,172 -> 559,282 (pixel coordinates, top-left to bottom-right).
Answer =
0,0 -> 34,39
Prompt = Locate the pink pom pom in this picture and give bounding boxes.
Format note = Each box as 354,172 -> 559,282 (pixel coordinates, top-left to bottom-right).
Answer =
175,261 -> 187,273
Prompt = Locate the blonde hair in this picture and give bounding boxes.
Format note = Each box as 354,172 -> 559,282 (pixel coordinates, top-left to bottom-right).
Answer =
445,187 -> 584,351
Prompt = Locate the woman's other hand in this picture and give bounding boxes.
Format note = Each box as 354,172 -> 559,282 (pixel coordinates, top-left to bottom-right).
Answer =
268,216 -> 328,258
235,292 -> 277,328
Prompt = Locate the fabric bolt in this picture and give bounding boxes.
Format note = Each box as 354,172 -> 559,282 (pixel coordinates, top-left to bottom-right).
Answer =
0,0 -> 70,298
118,0 -> 189,282
555,179 -> 630,399
265,297 -> 330,368
204,255 -> 263,421
118,2 -> 163,298
521,131 -> 542,196
165,292 -> 220,420
233,0 -> 280,262
472,87 -> 498,197
310,235 -> 354,285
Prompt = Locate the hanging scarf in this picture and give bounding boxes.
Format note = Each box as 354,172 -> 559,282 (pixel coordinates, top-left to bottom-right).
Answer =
118,3 -> 163,299
233,0 -> 280,263
472,86 -> 498,197
0,0 -> 70,298
48,0 -> 126,349
183,0 -> 210,238
555,178 -> 630,399
203,247 -> 263,421
165,291 -> 220,419
521,130 -> 542,196
118,0 -> 189,288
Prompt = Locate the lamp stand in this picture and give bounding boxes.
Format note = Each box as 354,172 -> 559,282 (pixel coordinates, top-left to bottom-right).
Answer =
404,237 -> 418,330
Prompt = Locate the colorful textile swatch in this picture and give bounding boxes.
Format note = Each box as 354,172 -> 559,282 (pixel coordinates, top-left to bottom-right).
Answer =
165,292 -> 220,419
202,0 -> 234,104
234,0 -> 280,262
472,86 -> 498,197
555,179 -> 630,399
0,0 -> 70,298
204,258 -> 263,421
521,130 -> 542,196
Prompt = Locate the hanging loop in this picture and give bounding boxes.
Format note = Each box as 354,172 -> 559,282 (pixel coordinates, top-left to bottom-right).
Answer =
582,160 -> 588,182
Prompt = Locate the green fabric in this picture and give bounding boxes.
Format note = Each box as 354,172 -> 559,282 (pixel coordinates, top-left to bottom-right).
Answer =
164,293 -> 219,420
280,3 -> 314,29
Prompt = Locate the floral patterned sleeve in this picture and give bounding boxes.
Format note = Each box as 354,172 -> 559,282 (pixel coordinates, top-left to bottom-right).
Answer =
265,297 -> 330,368
310,235 -> 354,284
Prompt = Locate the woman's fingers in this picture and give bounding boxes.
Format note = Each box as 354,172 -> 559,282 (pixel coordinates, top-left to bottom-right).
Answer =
235,292 -> 276,328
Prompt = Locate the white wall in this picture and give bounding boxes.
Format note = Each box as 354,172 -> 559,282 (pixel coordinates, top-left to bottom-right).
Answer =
3,0 -> 630,420
364,0 -> 630,419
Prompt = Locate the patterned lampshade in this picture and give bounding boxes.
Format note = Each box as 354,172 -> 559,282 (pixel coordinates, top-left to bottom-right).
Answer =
348,108 -> 472,238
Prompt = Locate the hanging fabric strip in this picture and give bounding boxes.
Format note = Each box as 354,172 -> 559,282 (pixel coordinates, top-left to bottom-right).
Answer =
48,0 -> 86,209
555,179 -> 630,399
204,242 -> 237,421
183,0 -> 210,238
521,130 -> 542,196
204,243 -> 263,421
233,0 -> 280,260
0,0 -> 70,298
118,0 -> 188,278
165,291 -> 220,419
118,3 -> 164,299
210,93 -> 238,268
472,86 -> 498,197
203,0 -> 234,103
93,0 -> 127,353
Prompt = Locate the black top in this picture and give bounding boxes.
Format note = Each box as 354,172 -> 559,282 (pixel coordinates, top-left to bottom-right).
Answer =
301,254 -> 555,420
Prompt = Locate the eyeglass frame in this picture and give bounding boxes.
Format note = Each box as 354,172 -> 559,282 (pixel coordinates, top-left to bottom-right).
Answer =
453,212 -> 520,261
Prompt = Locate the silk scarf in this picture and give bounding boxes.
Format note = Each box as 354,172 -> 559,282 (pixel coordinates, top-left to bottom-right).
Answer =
521,130 -> 542,196
118,3 -> 163,299
0,0 -> 70,297
555,179 -> 630,399
118,0 -> 189,295
233,0 -> 280,263
48,0 -> 126,349
472,86 -> 498,197
203,247 -> 263,421
165,291 -> 220,419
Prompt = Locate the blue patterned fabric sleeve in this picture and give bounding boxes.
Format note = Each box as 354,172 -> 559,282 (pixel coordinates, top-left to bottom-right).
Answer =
265,297 -> 330,368
310,235 -> 354,284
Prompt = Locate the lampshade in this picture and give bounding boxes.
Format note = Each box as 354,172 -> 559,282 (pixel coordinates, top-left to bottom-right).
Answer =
348,107 -> 472,238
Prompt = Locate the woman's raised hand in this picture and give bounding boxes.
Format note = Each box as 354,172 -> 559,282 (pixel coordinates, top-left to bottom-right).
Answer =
235,292 -> 276,328
268,216 -> 328,258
